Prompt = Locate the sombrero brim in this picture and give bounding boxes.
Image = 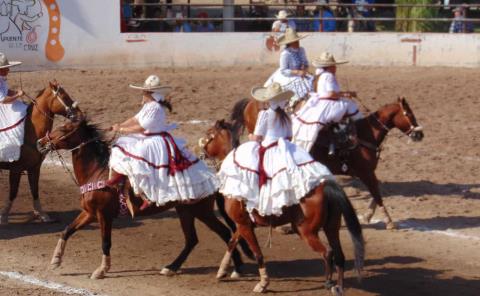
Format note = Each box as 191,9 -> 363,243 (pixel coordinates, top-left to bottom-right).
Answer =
0,61 -> 22,69
312,60 -> 349,68
277,34 -> 309,46
251,87 -> 294,102
129,84 -> 172,94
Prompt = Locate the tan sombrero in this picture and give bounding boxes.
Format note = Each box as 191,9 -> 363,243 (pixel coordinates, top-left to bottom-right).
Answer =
0,53 -> 22,69
312,52 -> 348,68
129,75 -> 172,95
251,82 -> 293,102
277,28 -> 309,46
276,10 -> 289,20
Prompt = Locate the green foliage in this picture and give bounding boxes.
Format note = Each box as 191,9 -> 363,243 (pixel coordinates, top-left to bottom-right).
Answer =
395,0 -> 439,32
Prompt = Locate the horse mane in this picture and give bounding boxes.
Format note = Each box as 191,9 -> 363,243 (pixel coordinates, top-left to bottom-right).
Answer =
214,119 -> 240,148
78,119 -> 111,167
229,98 -> 250,147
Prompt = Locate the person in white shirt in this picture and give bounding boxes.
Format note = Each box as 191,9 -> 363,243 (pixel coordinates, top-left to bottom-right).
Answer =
108,75 -> 218,210
0,52 -> 27,162
218,83 -> 332,217
271,10 -> 296,33
292,52 -> 362,152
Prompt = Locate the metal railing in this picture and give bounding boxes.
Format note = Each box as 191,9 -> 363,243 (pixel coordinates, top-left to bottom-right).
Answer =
121,2 -> 480,32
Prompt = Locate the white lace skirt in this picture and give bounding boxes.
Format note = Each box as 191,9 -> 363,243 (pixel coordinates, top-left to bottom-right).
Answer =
264,69 -> 313,104
109,133 -> 219,206
292,95 -> 361,151
0,101 -> 28,162
218,138 -> 333,216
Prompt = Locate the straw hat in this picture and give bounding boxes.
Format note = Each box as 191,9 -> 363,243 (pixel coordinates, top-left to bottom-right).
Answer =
129,75 -> 172,95
276,10 -> 289,20
251,83 -> 293,102
277,28 -> 309,46
0,53 -> 22,69
312,52 -> 348,68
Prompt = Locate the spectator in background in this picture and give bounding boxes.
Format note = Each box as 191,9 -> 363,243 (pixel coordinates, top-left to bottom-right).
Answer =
173,12 -> 192,32
313,1 -> 336,32
195,12 -> 215,32
295,5 -> 312,32
272,10 -> 296,32
352,0 -> 375,31
449,6 -> 474,33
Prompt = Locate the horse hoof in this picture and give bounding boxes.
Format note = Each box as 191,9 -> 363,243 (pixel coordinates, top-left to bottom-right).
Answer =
160,267 -> 176,277
32,211 -> 55,223
230,271 -> 242,279
325,279 -> 336,289
216,269 -> 228,279
90,269 -> 106,280
253,282 -> 268,293
386,221 -> 397,230
50,259 -> 62,269
331,285 -> 344,296
274,225 -> 294,235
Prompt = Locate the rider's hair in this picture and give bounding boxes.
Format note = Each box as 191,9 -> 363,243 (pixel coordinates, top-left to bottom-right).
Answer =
157,100 -> 173,112
274,106 -> 291,128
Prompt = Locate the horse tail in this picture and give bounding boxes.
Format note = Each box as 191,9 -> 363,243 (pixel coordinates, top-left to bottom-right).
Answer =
230,98 -> 250,147
323,180 -> 365,278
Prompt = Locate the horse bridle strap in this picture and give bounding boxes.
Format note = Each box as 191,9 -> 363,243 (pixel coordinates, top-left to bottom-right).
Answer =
80,181 -> 106,194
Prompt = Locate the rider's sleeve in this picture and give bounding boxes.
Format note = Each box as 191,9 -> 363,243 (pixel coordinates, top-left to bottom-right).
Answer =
253,110 -> 268,137
300,47 -> 308,68
0,81 -> 7,102
323,73 -> 337,93
137,104 -> 163,132
279,51 -> 293,76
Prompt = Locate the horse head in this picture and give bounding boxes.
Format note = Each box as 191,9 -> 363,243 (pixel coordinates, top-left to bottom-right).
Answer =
37,119 -> 86,154
377,97 -> 424,142
36,80 -> 83,121
198,119 -> 234,162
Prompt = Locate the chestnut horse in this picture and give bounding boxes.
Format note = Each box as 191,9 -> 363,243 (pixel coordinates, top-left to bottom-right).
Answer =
37,119 -> 244,279
0,81 -> 82,224
199,120 -> 364,295
228,97 -> 424,229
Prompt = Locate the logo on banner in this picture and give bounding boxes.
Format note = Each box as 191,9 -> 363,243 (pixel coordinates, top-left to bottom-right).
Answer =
0,0 -> 64,62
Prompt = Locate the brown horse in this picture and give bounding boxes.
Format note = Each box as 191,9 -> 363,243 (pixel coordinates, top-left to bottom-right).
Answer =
37,119 -> 244,279
228,97 -> 424,229
0,81 -> 82,224
199,120 -> 364,295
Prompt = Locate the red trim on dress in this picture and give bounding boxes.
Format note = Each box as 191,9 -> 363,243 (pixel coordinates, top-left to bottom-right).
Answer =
0,115 -> 26,133
293,112 -> 327,126
113,132 -> 199,174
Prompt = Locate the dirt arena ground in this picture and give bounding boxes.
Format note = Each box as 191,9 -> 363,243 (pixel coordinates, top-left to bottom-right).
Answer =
0,66 -> 479,296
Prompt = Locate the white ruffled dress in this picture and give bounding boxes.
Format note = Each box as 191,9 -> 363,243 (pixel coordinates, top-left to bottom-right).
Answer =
109,101 -> 218,206
292,69 -> 362,151
0,77 -> 28,162
218,107 -> 333,216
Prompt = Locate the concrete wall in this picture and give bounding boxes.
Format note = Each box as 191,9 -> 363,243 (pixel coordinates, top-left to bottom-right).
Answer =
0,0 -> 479,69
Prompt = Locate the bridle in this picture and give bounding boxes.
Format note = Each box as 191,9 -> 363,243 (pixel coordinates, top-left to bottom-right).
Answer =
24,84 -> 79,121
198,127 -> 234,171
372,102 -> 423,137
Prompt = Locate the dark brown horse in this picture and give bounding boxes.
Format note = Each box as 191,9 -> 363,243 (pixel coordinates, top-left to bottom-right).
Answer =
37,119 -> 244,279
228,97 -> 424,229
0,81 -> 82,224
199,120 -> 364,295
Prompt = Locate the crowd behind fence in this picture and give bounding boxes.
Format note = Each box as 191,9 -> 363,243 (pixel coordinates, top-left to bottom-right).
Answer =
120,1 -> 480,33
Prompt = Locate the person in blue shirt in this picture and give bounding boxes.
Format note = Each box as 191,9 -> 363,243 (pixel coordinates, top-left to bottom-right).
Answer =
352,0 -> 375,31
195,12 -> 215,32
313,3 -> 336,32
173,12 -> 192,32
449,7 -> 474,33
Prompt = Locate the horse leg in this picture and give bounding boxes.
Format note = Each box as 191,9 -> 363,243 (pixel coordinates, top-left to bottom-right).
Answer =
51,210 -> 94,269
324,216 -> 346,295
297,223 -> 333,292
194,201 -> 244,277
28,165 -> 53,223
359,172 -> 395,229
161,206 -> 198,276
216,231 -> 241,279
91,211 -> 113,279
0,170 -> 22,225
215,194 -> 254,261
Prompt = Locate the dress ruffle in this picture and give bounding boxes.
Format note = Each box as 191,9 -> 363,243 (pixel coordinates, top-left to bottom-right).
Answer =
0,101 -> 28,162
218,138 -> 333,216
110,133 -> 219,206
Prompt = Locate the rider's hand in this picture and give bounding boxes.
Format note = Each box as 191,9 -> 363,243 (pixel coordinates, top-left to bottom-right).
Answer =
16,90 -> 24,98
349,91 -> 357,98
110,124 -> 120,132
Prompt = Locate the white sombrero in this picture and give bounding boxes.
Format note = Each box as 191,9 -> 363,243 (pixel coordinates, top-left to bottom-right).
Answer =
251,82 -> 293,102
129,75 -> 172,95
276,10 -> 289,20
0,53 -> 22,69
312,52 -> 348,68
277,28 -> 310,46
